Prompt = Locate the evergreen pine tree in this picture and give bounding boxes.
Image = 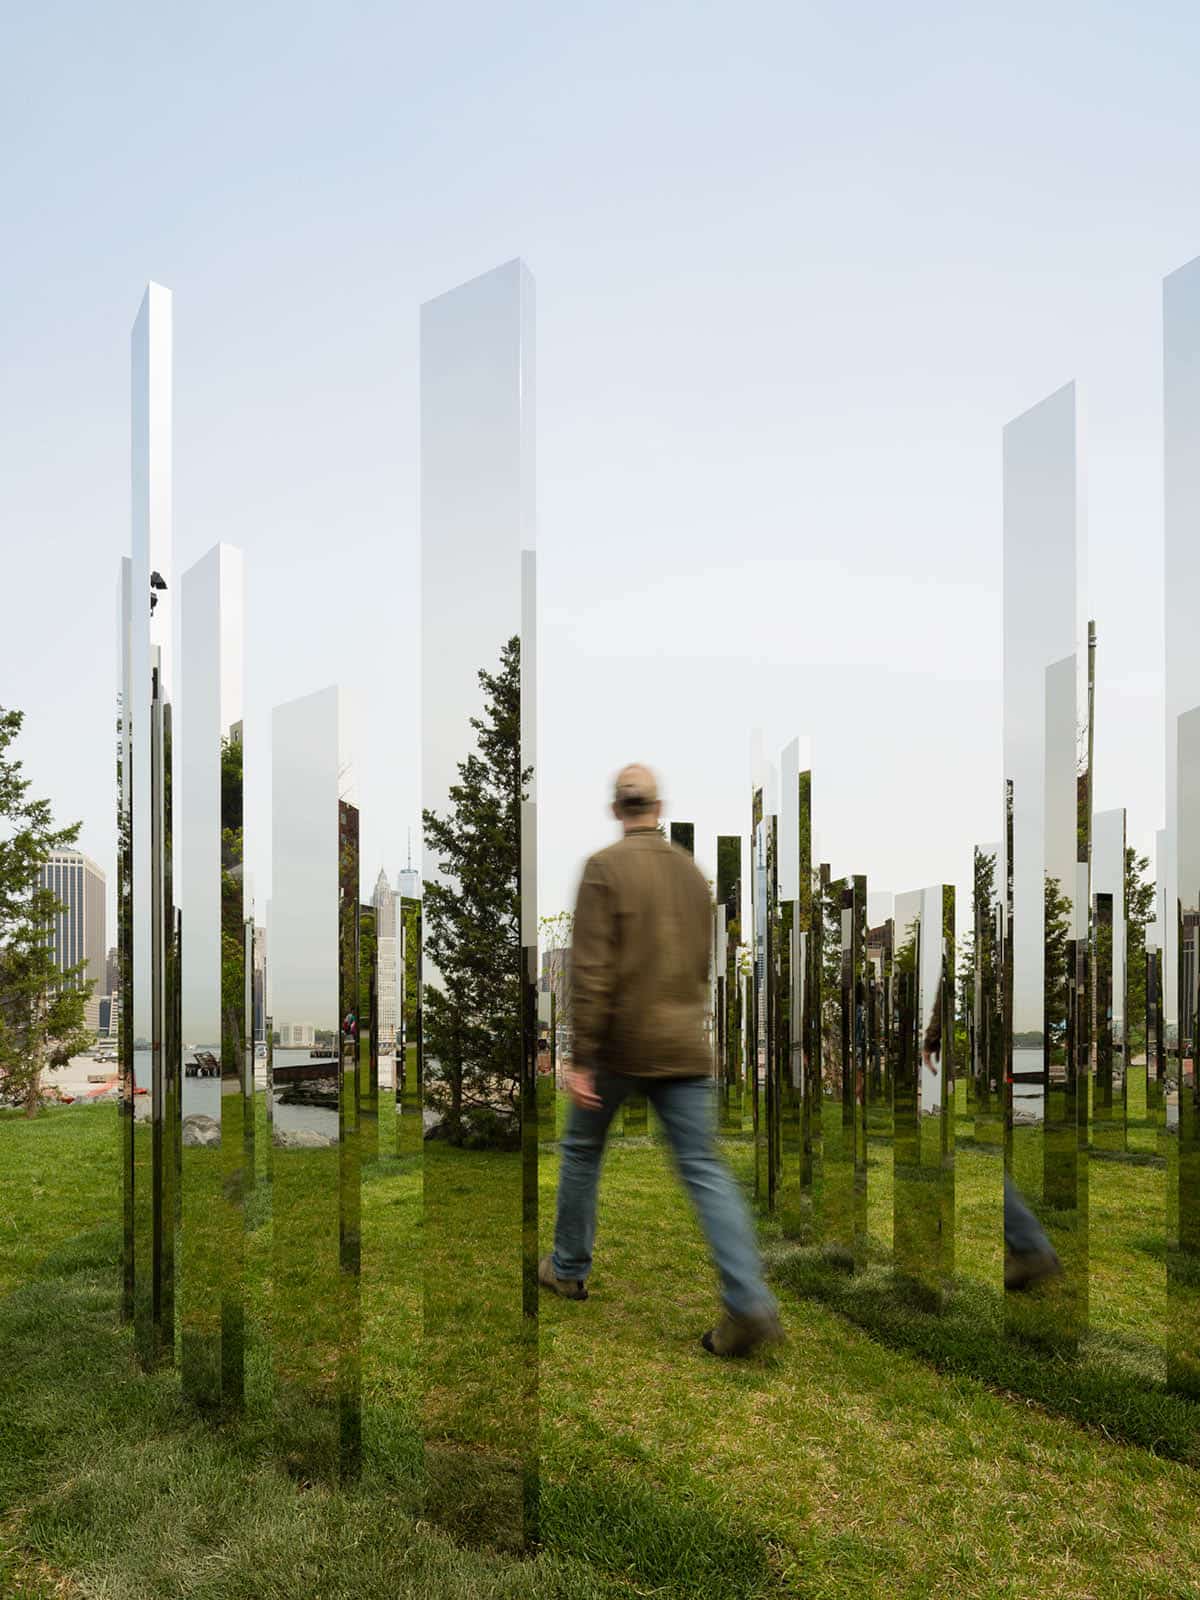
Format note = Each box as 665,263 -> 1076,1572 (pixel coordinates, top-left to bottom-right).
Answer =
421,636 -> 528,1148
0,708 -> 93,1114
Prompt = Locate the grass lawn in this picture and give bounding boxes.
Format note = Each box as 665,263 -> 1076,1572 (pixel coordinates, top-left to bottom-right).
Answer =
2,1095 -> 1200,1598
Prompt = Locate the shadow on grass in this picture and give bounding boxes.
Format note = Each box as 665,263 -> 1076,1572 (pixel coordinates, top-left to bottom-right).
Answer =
769,1243 -> 1200,1467
0,1224 -> 791,1599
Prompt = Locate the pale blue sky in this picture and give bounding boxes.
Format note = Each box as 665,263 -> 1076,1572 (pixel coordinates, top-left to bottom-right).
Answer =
2,1 -> 1198,933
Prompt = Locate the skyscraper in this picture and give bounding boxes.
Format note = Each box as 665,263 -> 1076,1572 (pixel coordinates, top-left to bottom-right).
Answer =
39,849 -> 106,1029
397,831 -> 420,902
372,866 -> 398,1048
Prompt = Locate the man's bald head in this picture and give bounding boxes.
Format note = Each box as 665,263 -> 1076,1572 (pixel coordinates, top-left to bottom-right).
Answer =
612,764 -> 661,828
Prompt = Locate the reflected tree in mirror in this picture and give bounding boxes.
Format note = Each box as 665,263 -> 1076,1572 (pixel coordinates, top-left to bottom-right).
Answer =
422,636 -> 529,1150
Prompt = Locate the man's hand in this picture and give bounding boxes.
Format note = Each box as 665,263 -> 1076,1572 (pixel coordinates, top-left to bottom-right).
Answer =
922,1049 -> 938,1074
567,1067 -> 601,1111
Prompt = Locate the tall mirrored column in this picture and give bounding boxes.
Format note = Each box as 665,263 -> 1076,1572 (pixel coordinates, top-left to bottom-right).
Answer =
848,876 -> 869,1266
397,896 -> 422,1157
865,890 -> 894,1247
820,872 -> 866,1265
118,559 -> 134,1321
777,740 -> 811,1237
892,891 -> 923,1287
179,544 -> 247,1407
751,782 -> 778,1212
1169,705 -> 1200,1393
358,901 -> 378,1163
270,687 -> 360,1477
716,836 -> 743,1133
1147,941 -> 1165,1156
420,260 -> 537,1547
1002,384 -> 1088,1346
124,281 -> 176,1367
898,884 -> 954,1302
1093,809 -> 1127,1152
972,843 -> 1005,1150
1163,257 -> 1200,1049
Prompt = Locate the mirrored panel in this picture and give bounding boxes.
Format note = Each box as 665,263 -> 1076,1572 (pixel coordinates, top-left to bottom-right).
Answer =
372,870 -> 398,1153
776,743 -> 810,1237
891,890 -> 923,1287
750,790 -> 776,1211
669,820 -> 695,857
819,871 -> 866,1265
1001,387 -> 1087,1347
358,901 -> 378,1163
270,687 -> 360,1477
1092,809 -> 1127,1152
420,260 -> 536,1547
179,544 -> 246,1408
397,897 -> 422,1157
536,987 -> 555,1140
715,835 -> 743,1134
865,890 -> 894,1252
118,558 -> 134,1322
126,283 -> 177,1368
1169,705 -> 1200,1393
972,843 -> 1005,1150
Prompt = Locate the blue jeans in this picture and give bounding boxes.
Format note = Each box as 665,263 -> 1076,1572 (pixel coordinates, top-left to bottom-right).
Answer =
1004,1174 -> 1054,1256
551,1068 -> 777,1320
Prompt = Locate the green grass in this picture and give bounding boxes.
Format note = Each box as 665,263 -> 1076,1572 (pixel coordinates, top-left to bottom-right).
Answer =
4,1098 -> 1200,1597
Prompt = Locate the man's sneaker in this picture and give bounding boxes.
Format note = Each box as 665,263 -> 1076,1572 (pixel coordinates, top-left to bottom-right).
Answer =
1005,1246 -> 1063,1292
538,1253 -> 588,1300
701,1306 -> 784,1357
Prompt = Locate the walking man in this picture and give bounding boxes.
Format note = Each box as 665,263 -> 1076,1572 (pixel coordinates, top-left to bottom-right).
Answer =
539,765 -> 783,1357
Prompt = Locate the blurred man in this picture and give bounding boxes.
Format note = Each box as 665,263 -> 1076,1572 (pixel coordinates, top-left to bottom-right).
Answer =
539,764 -> 782,1357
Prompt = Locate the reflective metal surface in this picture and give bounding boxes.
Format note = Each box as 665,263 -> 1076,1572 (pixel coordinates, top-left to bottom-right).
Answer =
118,558 -> 134,1322
1170,704 -> 1200,1393
1092,809 -> 1127,1152
397,897 -> 422,1157
270,687 -> 360,1477
179,545 -> 246,1407
1164,259 -> 1200,1038
358,902 -> 379,1163
776,741 -> 810,1237
125,283 -> 176,1369
1002,386 -> 1088,1347
716,835 -> 743,1133
820,872 -> 867,1266
669,821 -> 695,857
896,886 -> 955,1303
751,787 -> 776,1211
420,259 -> 537,1547
972,843 -> 1005,1150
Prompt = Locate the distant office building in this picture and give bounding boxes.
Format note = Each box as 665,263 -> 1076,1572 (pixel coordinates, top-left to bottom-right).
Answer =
98,993 -> 121,1038
397,832 -> 420,902
252,924 -> 267,1044
373,867 -> 399,1048
279,1022 -> 314,1049
38,849 -> 106,1030
105,946 -> 119,996
540,945 -> 571,994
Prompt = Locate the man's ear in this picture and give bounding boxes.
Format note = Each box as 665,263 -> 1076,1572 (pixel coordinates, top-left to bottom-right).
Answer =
611,802 -> 621,821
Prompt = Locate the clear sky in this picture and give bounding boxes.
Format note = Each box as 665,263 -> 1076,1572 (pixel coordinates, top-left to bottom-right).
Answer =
3,1 -> 1198,938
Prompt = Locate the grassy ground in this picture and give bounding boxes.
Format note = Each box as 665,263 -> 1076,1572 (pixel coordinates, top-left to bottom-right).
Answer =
2,1097 -> 1200,1597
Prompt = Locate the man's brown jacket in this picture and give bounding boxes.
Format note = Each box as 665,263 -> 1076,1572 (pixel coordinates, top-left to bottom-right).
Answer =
570,827 -> 713,1079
